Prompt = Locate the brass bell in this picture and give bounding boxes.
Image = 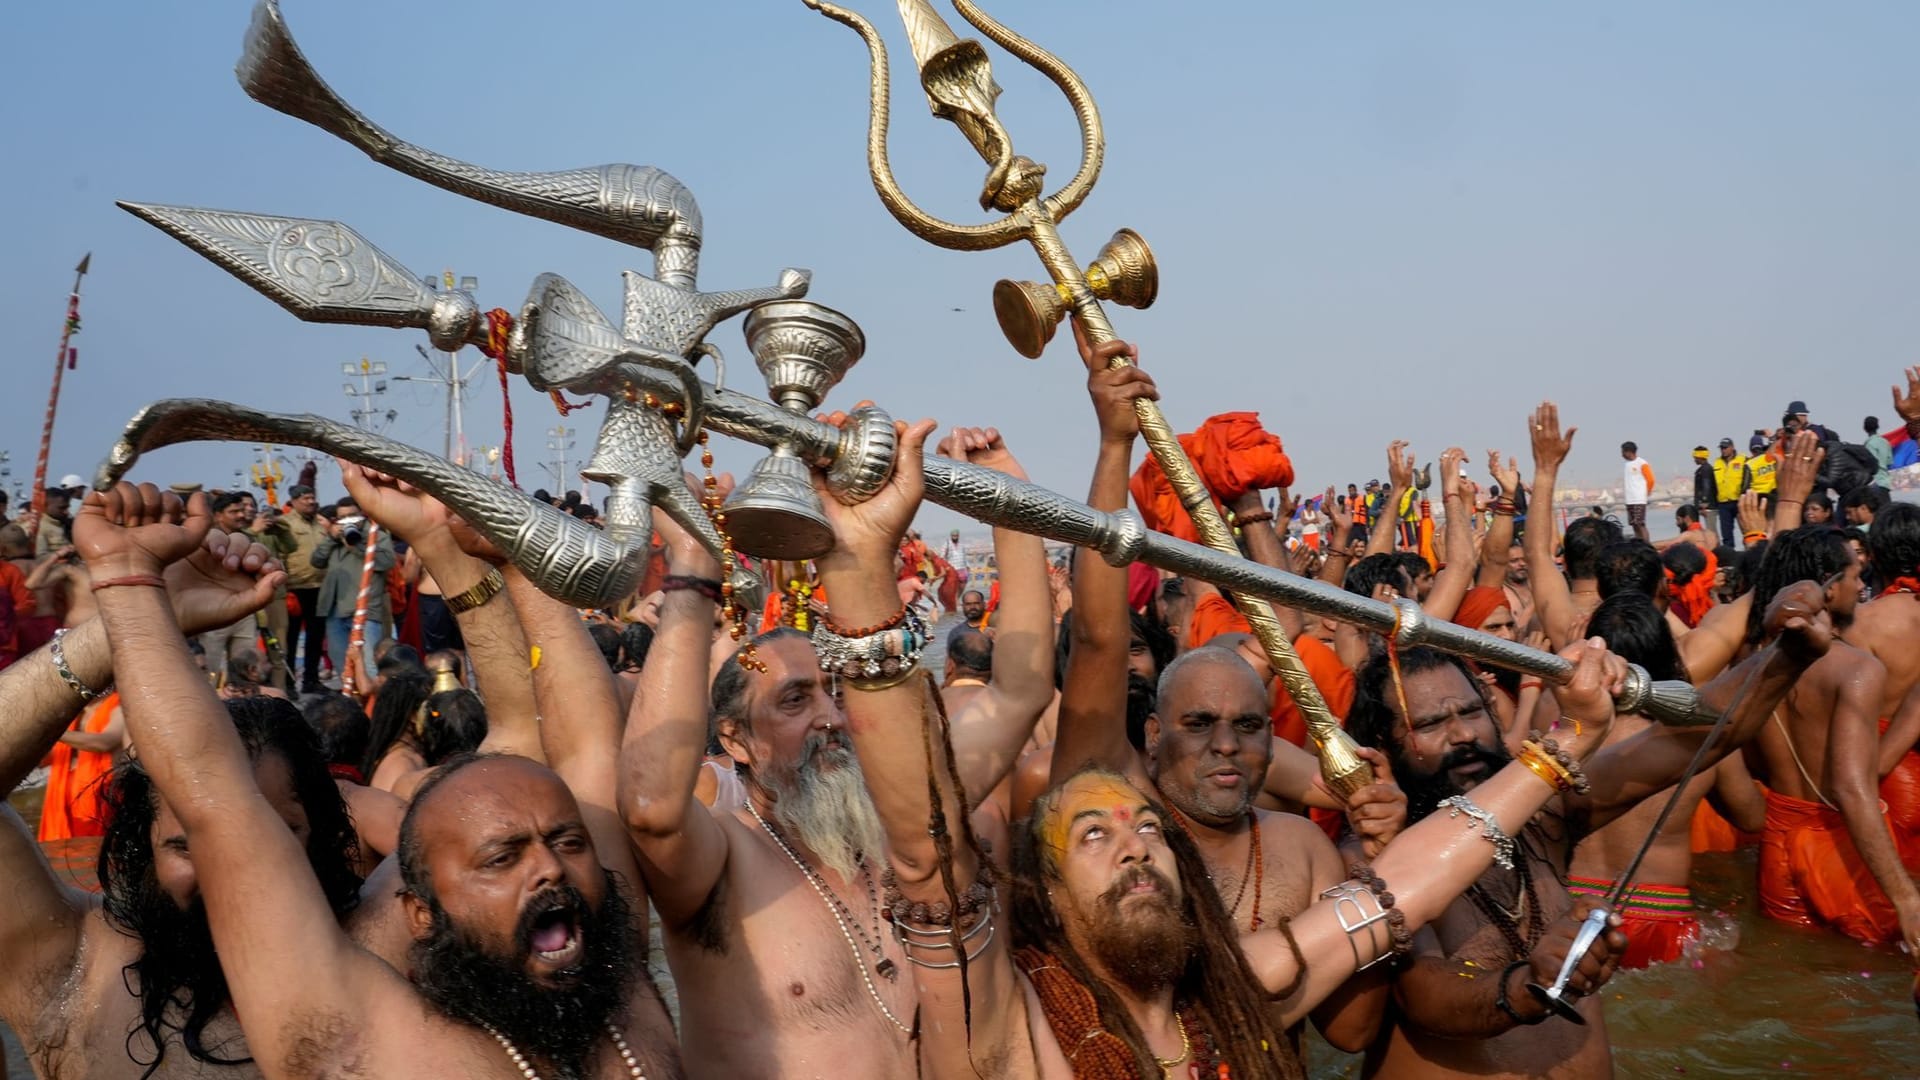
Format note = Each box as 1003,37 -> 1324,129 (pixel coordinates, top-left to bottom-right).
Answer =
992,228 -> 1158,359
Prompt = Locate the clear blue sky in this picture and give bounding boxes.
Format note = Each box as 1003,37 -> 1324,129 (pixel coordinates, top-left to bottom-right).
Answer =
3,1 -> 1916,532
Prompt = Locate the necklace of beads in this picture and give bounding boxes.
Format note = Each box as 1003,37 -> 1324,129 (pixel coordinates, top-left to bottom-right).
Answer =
744,798 -> 912,1034
480,1020 -> 645,1080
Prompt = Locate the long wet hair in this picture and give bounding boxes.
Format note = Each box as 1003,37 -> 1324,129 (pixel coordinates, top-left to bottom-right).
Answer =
1585,592 -> 1683,682
96,696 -> 361,1078
417,688 -> 488,765
1011,767 -> 1302,1080
360,668 -> 434,778
1745,526 -> 1853,646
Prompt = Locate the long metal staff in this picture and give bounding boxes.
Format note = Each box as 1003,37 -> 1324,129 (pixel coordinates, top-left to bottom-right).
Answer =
103,391 -> 1720,731
1524,645 -> 1775,1023
803,0 -> 1370,794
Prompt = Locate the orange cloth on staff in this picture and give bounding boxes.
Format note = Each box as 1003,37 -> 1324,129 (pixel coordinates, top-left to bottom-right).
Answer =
37,692 -> 120,843
1691,796 -> 1762,854
1878,717 -> 1920,869
1758,787 -> 1901,945
1130,413 -> 1295,543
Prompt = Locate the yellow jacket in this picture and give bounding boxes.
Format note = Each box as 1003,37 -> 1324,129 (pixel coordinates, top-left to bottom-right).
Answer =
1712,456 -> 1748,502
1747,453 -> 1778,495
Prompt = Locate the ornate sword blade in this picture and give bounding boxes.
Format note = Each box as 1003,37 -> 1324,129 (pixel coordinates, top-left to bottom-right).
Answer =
241,0 -> 705,283
117,202 -> 455,335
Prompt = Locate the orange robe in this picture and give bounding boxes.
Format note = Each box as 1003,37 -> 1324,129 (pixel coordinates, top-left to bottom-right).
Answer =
1759,787 -> 1901,945
37,692 -> 120,842
1691,796 -> 1762,854
1878,717 -> 1920,870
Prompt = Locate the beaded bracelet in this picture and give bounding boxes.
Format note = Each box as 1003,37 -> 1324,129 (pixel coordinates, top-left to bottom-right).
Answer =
1231,510 -> 1275,527
881,861 -> 999,931
822,606 -> 908,638
812,607 -> 929,690
1532,734 -> 1590,794
1348,863 -> 1412,959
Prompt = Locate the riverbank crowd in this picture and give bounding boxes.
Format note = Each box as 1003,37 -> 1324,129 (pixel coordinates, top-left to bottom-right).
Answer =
0,337 -> 1913,1079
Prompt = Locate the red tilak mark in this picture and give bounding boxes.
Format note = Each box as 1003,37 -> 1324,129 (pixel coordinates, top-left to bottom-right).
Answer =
1113,808 -> 1132,822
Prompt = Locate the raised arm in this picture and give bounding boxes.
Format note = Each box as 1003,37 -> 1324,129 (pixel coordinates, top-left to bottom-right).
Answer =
500,565 -> 650,923
815,419 -> 1033,1080
1366,442 -> 1414,557
76,484 -> 406,1069
1770,431 -> 1822,535
1318,487 -> 1355,586
618,480 -> 735,925
1476,452 -> 1521,589
1581,581 -> 1832,831
1226,488 -> 1308,641
936,428 -> 1056,798
1525,403 -> 1581,649
1050,330 -> 1159,791
338,465 -> 542,761
1422,448 -> 1476,620
1243,640 -> 1628,1027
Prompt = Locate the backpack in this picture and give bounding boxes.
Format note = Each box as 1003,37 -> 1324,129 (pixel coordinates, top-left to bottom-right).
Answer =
1817,441 -> 1879,497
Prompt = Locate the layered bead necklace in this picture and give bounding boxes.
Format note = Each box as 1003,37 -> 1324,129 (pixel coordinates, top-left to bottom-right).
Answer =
479,1021 -> 646,1080
744,798 -> 912,1034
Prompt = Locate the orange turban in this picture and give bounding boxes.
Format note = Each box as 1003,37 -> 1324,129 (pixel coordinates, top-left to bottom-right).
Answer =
1130,412 -> 1295,543
1452,586 -> 1510,632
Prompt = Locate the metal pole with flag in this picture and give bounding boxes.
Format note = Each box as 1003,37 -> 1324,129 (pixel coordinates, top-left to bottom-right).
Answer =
28,254 -> 91,541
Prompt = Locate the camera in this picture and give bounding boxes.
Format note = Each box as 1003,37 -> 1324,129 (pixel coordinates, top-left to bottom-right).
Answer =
337,515 -> 367,548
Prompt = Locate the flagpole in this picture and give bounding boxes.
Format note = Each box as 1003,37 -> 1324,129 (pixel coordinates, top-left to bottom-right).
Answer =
28,254 -> 91,541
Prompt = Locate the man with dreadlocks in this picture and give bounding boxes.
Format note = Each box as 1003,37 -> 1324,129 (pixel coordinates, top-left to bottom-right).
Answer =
1046,331 -> 1406,1058
1350,578 -> 1834,1077
618,425 -> 1054,1079
0,521 -> 362,1079
802,392 -> 1738,1080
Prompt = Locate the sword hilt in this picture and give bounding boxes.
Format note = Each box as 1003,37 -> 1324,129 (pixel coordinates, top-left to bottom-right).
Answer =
1524,906 -> 1611,1026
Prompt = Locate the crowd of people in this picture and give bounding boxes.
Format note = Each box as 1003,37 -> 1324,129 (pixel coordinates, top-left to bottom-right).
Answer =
0,333 -> 1909,1079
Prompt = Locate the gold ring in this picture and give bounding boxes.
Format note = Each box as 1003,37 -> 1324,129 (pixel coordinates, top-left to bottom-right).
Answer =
1802,456 -> 1813,461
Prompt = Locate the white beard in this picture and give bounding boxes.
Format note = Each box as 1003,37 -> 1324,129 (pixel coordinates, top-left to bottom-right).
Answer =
764,741 -> 887,882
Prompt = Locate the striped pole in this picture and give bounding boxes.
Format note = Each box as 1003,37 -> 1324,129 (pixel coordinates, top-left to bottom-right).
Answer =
340,523 -> 382,696
27,254 -> 90,540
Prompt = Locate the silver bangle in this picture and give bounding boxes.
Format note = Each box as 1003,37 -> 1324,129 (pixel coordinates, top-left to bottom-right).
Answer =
50,628 -> 110,702
1319,881 -> 1393,972
811,608 -> 930,689
890,904 -> 998,969
1438,794 -> 1515,870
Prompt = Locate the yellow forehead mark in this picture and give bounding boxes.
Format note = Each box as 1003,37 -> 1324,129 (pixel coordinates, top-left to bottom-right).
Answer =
1044,777 -> 1146,858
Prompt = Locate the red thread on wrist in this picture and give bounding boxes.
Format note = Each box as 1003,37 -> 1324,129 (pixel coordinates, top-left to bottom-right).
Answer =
90,574 -> 167,593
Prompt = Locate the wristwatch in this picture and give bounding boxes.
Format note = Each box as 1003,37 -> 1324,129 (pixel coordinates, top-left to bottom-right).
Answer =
444,567 -> 506,615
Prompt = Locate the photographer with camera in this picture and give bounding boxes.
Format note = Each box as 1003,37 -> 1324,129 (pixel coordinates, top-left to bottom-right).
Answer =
310,495 -> 394,691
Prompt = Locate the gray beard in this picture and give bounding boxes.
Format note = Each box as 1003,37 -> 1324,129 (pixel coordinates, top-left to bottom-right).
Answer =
759,737 -> 887,882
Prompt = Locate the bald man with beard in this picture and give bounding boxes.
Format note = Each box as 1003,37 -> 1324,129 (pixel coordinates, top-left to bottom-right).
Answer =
74,483 -> 680,1080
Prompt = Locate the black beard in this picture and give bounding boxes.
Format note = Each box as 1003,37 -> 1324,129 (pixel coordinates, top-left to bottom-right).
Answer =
410,874 -> 636,1080
1397,741 -> 1514,823
121,888 -> 251,1066
1082,866 -> 1194,997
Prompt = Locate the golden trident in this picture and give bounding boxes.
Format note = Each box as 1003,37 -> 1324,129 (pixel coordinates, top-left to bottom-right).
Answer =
805,0 -> 1372,796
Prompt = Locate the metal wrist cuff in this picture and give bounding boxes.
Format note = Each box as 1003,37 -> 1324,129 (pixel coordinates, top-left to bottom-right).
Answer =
50,628 -> 109,703
890,905 -> 998,969
811,606 -> 929,685
1320,881 -> 1393,973
1439,794 -> 1516,870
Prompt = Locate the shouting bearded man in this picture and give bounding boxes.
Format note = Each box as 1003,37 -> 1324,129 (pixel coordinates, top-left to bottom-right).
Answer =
74,482 -> 679,1079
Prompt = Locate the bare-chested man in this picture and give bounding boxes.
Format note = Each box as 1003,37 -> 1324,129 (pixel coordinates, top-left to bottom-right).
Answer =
1566,591 -> 1766,968
1046,333 -> 1406,1054
1351,587 -> 1829,1080
0,525 -> 361,1078
1843,503 -> 1920,857
619,429 -> 1053,1078
1745,525 -> 1919,957
75,482 -> 680,1079
803,400 -> 1816,1080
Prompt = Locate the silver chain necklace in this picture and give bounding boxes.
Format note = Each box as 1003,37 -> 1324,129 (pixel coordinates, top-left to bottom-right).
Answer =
744,798 -> 912,1034
480,1020 -> 646,1080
